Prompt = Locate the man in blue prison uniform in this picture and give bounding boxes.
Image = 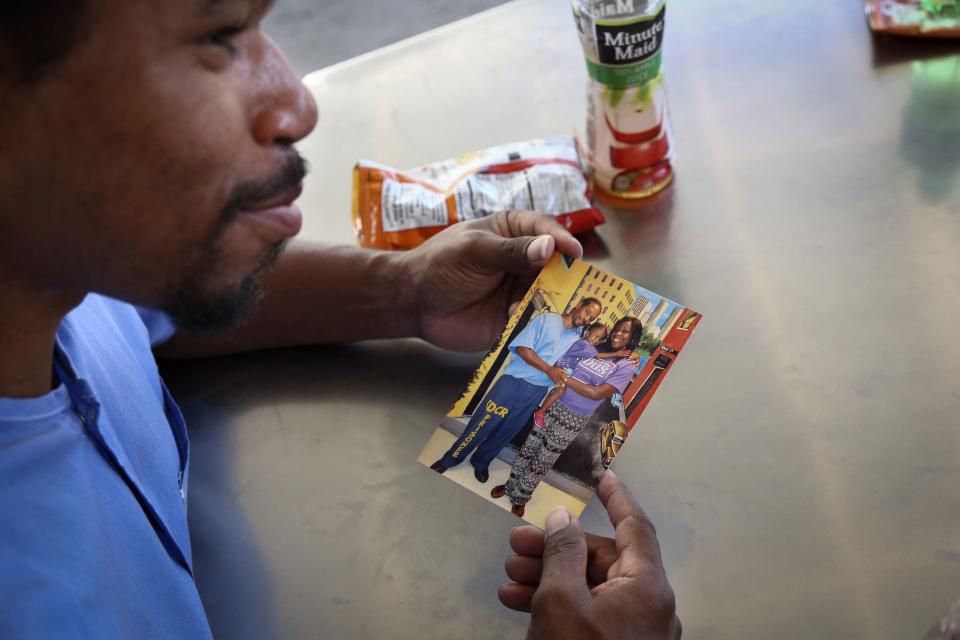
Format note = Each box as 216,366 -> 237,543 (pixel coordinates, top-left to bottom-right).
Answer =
430,297 -> 602,483
0,296 -> 210,638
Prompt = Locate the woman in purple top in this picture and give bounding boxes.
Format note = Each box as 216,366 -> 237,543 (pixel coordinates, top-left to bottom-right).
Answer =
492,316 -> 644,517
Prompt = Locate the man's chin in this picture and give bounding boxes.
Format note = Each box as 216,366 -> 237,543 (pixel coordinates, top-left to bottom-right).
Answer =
167,273 -> 264,333
166,241 -> 285,333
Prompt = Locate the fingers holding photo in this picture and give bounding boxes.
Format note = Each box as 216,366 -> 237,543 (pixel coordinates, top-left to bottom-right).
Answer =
453,211 -> 582,279
508,524 -> 615,588
482,210 -> 584,263
509,525 -> 546,556
500,525 -> 547,613
596,471 -> 671,591
504,554 -> 543,586
597,471 -> 653,532
584,532 -> 620,587
497,583 -> 536,613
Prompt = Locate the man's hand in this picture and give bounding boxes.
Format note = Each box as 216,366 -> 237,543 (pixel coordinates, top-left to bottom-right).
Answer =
399,210 -> 583,352
498,472 -> 681,640
547,366 -> 569,386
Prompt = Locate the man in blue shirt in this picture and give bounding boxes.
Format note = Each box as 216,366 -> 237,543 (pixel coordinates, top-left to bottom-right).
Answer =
0,1 -> 680,639
430,298 -> 602,482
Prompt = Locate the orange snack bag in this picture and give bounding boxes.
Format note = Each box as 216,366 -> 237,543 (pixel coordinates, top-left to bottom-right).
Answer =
352,137 -> 606,250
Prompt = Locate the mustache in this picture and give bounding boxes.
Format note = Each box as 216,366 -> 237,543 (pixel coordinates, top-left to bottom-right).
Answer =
219,153 -> 309,227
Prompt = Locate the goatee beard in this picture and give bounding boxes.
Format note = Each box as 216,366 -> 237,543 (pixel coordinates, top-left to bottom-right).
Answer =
167,240 -> 285,333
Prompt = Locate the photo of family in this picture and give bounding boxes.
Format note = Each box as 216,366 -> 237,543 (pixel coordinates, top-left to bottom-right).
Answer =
417,254 -> 701,528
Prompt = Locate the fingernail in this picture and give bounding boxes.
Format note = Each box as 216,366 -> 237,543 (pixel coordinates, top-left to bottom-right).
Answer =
526,235 -> 554,262
545,507 -> 571,536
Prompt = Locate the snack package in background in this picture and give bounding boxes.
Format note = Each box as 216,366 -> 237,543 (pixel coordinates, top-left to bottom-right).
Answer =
352,137 -> 606,250
866,0 -> 960,37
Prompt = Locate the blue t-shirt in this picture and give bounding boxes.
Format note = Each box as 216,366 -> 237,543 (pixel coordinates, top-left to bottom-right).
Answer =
502,312 -> 582,388
0,295 -> 212,639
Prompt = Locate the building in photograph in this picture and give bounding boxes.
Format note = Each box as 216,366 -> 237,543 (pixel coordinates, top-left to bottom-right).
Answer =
563,265 -> 638,330
653,304 -> 684,339
629,294 -> 652,320
644,298 -> 669,329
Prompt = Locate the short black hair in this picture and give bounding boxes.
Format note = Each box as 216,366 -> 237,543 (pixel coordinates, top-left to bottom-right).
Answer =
583,321 -> 609,337
578,297 -> 602,310
1,0 -> 88,84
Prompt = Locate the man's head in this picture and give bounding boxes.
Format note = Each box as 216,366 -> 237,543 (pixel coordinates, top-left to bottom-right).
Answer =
0,0 -> 318,330
570,297 -> 602,327
0,1 -> 89,84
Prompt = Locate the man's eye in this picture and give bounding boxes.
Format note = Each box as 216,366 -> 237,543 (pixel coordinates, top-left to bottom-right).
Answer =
205,25 -> 245,50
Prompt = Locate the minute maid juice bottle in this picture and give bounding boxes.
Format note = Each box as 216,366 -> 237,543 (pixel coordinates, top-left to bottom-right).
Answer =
573,0 -> 674,202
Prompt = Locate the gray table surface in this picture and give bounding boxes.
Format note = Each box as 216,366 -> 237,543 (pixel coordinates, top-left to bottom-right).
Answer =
162,1 -> 960,638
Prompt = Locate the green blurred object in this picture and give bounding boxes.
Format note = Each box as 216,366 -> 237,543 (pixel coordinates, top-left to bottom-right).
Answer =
901,55 -> 960,201
920,0 -> 959,17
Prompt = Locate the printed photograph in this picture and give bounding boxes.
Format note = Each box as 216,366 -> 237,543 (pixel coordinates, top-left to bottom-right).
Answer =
417,254 -> 701,528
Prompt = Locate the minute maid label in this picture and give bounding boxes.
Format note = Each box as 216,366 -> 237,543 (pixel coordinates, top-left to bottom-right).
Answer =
583,0 -> 666,89
596,6 -> 665,65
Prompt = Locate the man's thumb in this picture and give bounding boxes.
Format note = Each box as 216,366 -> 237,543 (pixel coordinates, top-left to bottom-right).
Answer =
523,235 -> 556,266
475,233 -> 556,274
539,507 -> 590,595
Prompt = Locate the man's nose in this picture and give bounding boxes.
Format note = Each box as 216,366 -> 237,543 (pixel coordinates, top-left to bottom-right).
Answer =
251,36 -> 319,147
